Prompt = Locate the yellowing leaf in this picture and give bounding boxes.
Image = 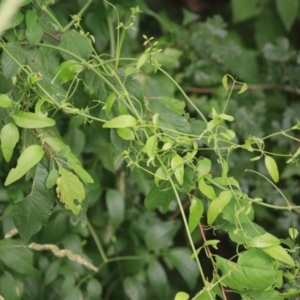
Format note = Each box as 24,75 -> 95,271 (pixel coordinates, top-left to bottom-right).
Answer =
5,145 -> 44,186
0,122 -> 19,162
56,168 -> 85,215
103,115 -> 137,128
265,155 -> 279,183
13,112 -> 55,128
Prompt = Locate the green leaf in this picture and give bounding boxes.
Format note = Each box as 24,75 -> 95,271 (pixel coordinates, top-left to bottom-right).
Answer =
136,52 -> 150,69
231,0 -> 264,23
1,122 -> 19,162
289,228 -> 298,239
5,144 -> 44,186
123,276 -> 147,300
167,248 -> 199,290
193,290 -> 216,300
188,196 -> 204,233
56,60 -> 83,84
46,165 -> 59,189
265,155 -> 279,183
147,260 -> 169,298
106,189 -> 124,231
175,291 -> 189,300
26,22 -> 44,45
222,75 -> 228,91
198,178 -> 216,200
196,157 -> 211,178
105,92 -> 116,117
0,239 -> 40,276
171,154 -> 184,185
59,30 -> 93,60
56,167 -> 85,215
0,94 -> 13,108
13,112 -> 55,128
125,66 -> 141,77
217,113 -> 234,121
2,42 -> 26,78
7,11 -> 24,29
203,240 -> 220,250
145,135 -> 157,162
0,271 -> 21,300
276,0 -> 299,31
216,249 -> 276,291
116,128 -> 135,140
207,191 -> 232,225
247,233 -> 281,249
13,161 -> 56,242
145,181 -> 175,212
262,245 -> 295,266
238,83 -> 248,94
103,115 -> 137,128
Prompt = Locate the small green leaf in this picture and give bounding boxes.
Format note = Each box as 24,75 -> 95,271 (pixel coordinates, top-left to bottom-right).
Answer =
250,155 -> 262,161
13,112 -> 55,128
238,83 -> 248,94
105,92 -> 116,117
136,52 -> 150,69
56,60 -> 83,84
171,154 -> 184,185
0,94 -> 13,108
125,66 -> 141,77
154,167 -> 168,186
116,128 -> 135,140
0,122 -> 19,162
175,291 -> 190,300
217,113 -> 234,121
188,196 -> 204,233
145,135 -> 157,160
276,0 -> 299,31
289,228 -> 298,239
196,157 -> 211,178
262,245 -> 295,266
247,233 -> 281,248
106,189 -> 124,230
5,145 -> 44,186
56,167 -> 85,215
203,240 -> 220,250
103,115 -> 137,128
207,191 -> 232,225
265,155 -> 279,182
46,166 -> 59,189
198,178 -> 216,200
222,75 -> 228,91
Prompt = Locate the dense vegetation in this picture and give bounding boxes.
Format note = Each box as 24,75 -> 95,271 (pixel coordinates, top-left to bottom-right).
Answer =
0,0 -> 300,299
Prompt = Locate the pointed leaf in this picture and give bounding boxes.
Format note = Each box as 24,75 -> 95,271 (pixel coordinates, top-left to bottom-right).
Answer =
188,196 -> 203,233
5,145 -> 44,186
247,233 -> 281,249
116,128 -> 135,140
56,167 -> 85,215
103,115 -> 137,128
13,161 -> 56,242
171,154 -> 184,185
262,245 -> 295,266
13,112 -> 55,128
1,122 -> 19,162
136,52 -> 150,69
265,155 -> 279,182
207,191 -> 232,225
222,75 -> 228,91
198,178 -> 216,200
238,83 -> 248,94
276,0 -> 299,31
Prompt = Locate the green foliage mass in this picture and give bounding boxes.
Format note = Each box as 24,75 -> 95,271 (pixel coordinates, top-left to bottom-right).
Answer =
0,0 -> 300,299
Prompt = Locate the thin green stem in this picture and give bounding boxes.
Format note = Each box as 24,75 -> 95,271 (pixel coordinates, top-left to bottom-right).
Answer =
87,221 -> 108,262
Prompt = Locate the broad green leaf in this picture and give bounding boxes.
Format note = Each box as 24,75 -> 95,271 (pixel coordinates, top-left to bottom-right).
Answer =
171,154 -> 184,185
56,167 -> 85,215
221,75 -> 228,91
276,0 -> 299,31
5,144 -> 44,186
26,21 -> 44,45
2,42 -> 26,78
116,128 -> 135,140
56,60 -> 83,83
167,248 -> 199,290
103,115 -> 137,128
25,10 -> 37,28
216,249 -> 276,291
238,83 -> 248,94
13,161 -> 55,242
231,0 -> 264,23
0,271 -> 21,300
247,233 -> 281,249
147,260 -> 169,298
59,30 -> 93,60
207,191 -> 232,225
188,196 -> 204,233
262,245 -> 295,266
265,155 -> 279,182
0,94 -> 13,108
1,122 -> 19,162
136,52 -> 150,69
175,292 -> 189,300
0,239 -> 40,276
198,178 -> 216,200
106,189 -> 124,231
7,11 -> 24,29
196,157 -> 211,178
13,112 -> 55,128
144,181 -> 175,212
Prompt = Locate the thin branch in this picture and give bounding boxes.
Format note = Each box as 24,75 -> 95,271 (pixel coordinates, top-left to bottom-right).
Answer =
188,84 -> 300,96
